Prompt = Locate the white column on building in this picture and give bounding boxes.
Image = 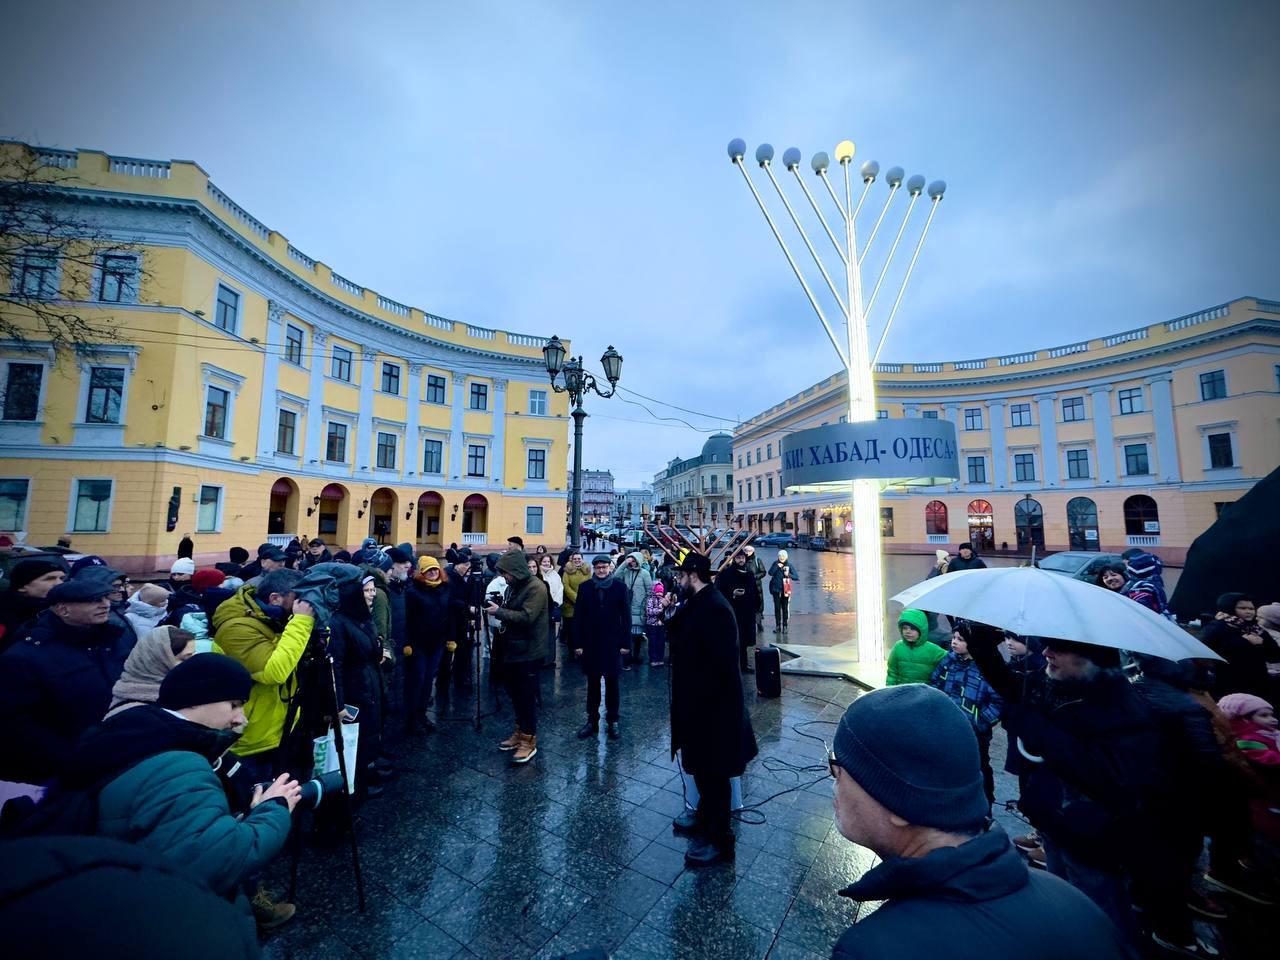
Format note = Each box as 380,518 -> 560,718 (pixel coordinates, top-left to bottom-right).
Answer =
449,373 -> 466,479
257,301 -> 285,460
403,363 -> 423,482
356,348 -> 377,469
303,330 -> 328,463
1090,386 -> 1117,483
1035,393 -> 1059,486
1146,373 -> 1181,482
491,378 -> 507,485
987,399 -> 1008,488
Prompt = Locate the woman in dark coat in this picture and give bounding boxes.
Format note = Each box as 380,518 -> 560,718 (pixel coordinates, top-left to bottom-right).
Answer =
327,575 -> 385,794
1200,592 -> 1280,699
667,554 -> 758,865
403,557 -> 451,734
571,555 -> 631,739
714,551 -> 761,673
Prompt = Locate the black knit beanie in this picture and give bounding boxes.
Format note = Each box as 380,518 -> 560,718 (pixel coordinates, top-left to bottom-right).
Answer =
9,558 -> 65,592
833,685 -> 989,832
158,654 -> 252,710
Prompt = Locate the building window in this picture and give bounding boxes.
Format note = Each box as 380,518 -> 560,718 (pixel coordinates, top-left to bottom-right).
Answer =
197,485 -> 221,532
96,253 -> 139,303
526,506 -> 544,534
467,444 -> 486,477
963,408 -> 983,430
1061,397 -> 1085,422
764,443 -> 772,459
528,389 -> 547,415
12,248 -> 58,298
214,284 -> 240,333
1199,370 -> 1226,401
879,507 -> 894,538
756,447 -> 762,462
756,479 -> 762,499
380,362 -> 400,395
1207,433 -> 1234,469
2,363 -> 42,421
1066,449 -> 1090,479
527,448 -> 546,480
922,410 -> 939,420
745,451 -> 751,466
1123,494 -> 1159,536
426,374 -> 446,404
1124,443 -> 1150,476
423,438 -> 443,474
330,346 -> 352,381
284,324 -> 304,365
376,432 -> 398,469
966,456 -> 986,484
767,477 -> 773,498
925,500 -> 948,536
276,409 -> 297,454
1014,452 -> 1036,482
0,478 -> 30,530
469,383 -> 488,410
737,455 -> 742,468
1118,387 -> 1143,414
325,422 -> 348,462
877,409 -> 888,419
203,386 -> 229,439
72,478 -> 112,532
737,482 -> 743,502
85,366 -> 124,423
1015,497 -> 1045,550
1010,403 -> 1032,427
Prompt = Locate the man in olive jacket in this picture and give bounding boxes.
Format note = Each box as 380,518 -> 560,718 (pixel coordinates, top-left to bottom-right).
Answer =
211,569 -> 314,785
485,551 -> 549,764
667,552 -> 758,866
61,655 -> 300,920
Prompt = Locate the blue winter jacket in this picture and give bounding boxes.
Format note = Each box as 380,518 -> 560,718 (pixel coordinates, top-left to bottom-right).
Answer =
929,652 -> 1004,737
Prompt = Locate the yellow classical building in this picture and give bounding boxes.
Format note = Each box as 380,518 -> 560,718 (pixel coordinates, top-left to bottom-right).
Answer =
0,142 -> 570,573
734,296 -> 1280,563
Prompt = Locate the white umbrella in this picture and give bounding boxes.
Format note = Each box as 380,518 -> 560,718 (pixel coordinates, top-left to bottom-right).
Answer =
890,567 -> 1222,661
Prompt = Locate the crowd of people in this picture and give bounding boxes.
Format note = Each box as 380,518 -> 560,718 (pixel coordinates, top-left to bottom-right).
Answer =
871,541 -> 1280,958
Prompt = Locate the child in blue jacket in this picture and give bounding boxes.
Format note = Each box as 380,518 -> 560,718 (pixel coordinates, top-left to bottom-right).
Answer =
930,623 -> 1004,808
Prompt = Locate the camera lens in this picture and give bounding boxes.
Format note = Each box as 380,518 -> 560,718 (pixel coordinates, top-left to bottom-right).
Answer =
297,769 -> 346,810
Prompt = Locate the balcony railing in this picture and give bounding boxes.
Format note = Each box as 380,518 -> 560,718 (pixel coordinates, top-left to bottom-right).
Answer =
998,351 -> 1037,366
1165,304 -> 1229,332
330,272 -> 363,296
288,245 -> 317,271
266,534 -> 296,548
110,157 -> 171,179
926,534 -> 950,544
913,363 -> 942,373
206,181 -> 270,240
425,314 -> 454,331
955,359 -> 987,370
1103,328 -> 1148,348
377,295 -> 410,317
875,362 -> 903,373
466,325 -> 496,340
35,147 -> 77,169
1126,534 -> 1160,548
461,532 -> 487,545
507,332 -> 543,347
1048,341 -> 1089,358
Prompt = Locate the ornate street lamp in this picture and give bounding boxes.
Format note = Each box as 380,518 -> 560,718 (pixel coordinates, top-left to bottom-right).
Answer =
543,337 -> 623,551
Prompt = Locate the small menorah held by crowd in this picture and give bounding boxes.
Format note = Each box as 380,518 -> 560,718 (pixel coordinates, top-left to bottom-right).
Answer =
640,503 -> 756,570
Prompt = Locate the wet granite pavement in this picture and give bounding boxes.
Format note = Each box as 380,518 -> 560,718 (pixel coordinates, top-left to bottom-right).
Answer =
261,650 -> 877,960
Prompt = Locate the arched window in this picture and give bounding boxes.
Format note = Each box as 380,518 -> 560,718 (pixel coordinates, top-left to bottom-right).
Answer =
1123,495 -> 1159,537
925,500 -> 949,536
1014,497 -> 1044,551
967,499 -> 994,551
1066,497 -> 1099,551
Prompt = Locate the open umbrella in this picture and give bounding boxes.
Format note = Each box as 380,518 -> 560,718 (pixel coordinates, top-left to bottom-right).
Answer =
891,566 -> 1221,661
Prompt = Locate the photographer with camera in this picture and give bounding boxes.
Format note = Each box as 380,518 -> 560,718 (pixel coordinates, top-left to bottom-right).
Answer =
486,551 -> 550,764
211,569 -> 314,789
59,654 -> 301,926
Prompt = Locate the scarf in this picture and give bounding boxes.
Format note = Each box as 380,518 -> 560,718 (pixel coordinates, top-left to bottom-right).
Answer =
107,625 -> 183,716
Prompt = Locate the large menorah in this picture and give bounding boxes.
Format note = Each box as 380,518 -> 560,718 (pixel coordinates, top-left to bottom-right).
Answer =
727,137 -> 944,668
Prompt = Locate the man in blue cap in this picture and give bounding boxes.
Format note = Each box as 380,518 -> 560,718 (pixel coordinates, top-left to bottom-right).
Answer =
828,685 -> 1132,959
0,576 -> 136,786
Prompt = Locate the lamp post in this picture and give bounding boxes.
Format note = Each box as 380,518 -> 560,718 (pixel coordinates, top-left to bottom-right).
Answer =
543,336 -> 623,551
727,137 -> 945,668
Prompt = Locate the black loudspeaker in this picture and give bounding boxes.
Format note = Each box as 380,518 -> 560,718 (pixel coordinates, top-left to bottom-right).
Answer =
165,487 -> 181,532
754,644 -> 781,698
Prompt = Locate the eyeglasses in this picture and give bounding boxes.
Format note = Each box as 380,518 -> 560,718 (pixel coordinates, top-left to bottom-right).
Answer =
826,743 -> 841,780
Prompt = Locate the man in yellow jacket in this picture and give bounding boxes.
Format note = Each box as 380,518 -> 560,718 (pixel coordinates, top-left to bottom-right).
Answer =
211,569 -> 314,785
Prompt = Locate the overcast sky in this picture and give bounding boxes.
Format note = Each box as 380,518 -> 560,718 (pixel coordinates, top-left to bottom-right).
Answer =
3,0 -> 1277,487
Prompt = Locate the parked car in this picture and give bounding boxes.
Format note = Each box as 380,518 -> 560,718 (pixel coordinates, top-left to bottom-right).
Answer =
809,536 -> 830,551
1037,551 -> 1126,582
755,532 -> 797,548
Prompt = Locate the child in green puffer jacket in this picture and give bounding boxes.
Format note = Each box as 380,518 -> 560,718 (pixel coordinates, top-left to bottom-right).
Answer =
886,608 -> 946,685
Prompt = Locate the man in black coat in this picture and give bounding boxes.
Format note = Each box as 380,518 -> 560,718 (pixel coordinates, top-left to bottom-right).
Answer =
666,552 -> 758,866
572,555 -> 631,741
829,685 -> 1131,960
947,542 -> 987,572
0,559 -> 67,652
714,551 -> 760,674
439,549 -> 476,700
0,577 -> 136,785
966,623 -> 1168,940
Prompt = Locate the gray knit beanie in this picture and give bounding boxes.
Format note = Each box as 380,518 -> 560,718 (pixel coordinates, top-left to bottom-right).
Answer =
832,685 -> 989,832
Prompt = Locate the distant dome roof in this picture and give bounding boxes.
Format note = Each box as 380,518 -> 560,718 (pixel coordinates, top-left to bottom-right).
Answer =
701,432 -> 733,464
